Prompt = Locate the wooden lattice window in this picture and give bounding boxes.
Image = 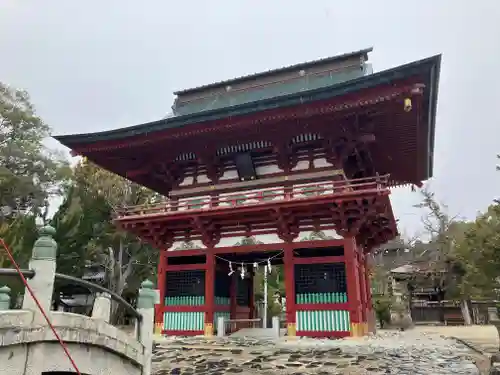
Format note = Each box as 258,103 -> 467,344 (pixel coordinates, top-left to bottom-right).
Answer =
166,270 -> 205,297
294,263 -> 347,294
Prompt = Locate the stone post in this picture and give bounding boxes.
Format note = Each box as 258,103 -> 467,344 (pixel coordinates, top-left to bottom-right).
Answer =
0,285 -> 11,310
217,316 -> 226,337
271,316 -> 280,338
488,307 -> 499,323
22,226 -> 57,322
137,280 -> 156,375
490,316 -> 500,352
92,293 -> 111,323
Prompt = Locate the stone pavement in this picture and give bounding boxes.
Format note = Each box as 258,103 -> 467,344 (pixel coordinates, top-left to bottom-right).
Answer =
413,325 -> 499,356
152,331 -> 482,374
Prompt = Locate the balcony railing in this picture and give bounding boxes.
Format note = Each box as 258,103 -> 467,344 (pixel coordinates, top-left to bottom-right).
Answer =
117,174 -> 389,218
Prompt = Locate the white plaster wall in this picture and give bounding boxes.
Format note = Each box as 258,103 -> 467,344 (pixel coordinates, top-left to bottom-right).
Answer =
313,157 -> 333,168
255,164 -> 281,175
176,156 -> 338,188
170,230 -> 343,251
291,159 -> 309,171
0,310 -> 144,375
0,344 -> 28,375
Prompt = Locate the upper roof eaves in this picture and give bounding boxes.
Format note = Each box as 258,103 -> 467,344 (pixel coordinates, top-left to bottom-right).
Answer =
173,48 -> 373,96
54,53 -> 441,147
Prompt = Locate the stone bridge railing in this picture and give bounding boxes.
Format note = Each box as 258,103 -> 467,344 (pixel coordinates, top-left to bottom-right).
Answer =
0,226 -> 155,375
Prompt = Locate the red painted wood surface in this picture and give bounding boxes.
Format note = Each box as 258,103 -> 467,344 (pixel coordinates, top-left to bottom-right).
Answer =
205,250 -> 215,325
155,250 -> 168,324
117,180 -> 396,251
120,175 -> 388,218
358,250 -> 368,324
293,256 -> 345,265
165,239 -> 346,258
344,237 -> 362,325
164,263 -> 206,271
68,79 -> 423,156
161,306 -> 205,313
283,242 -> 296,326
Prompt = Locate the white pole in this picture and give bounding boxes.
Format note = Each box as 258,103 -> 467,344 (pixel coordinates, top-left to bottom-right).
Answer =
263,265 -> 268,328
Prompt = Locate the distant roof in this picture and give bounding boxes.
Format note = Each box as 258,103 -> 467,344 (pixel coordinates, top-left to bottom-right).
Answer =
174,48 -> 373,96
391,264 -> 420,274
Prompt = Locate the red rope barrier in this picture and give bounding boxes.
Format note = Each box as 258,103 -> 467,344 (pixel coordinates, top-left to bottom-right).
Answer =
0,238 -> 81,375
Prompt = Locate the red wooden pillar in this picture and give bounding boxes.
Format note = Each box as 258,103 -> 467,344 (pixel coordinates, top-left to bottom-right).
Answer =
155,249 -> 168,334
205,249 -> 215,336
344,237 -> 363,336
364,254 -> 375,333
283,242 -> 296,337
358,250 -> 368,334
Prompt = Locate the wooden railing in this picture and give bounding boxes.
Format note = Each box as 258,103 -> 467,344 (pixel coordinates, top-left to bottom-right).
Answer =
117,174 -> 389,218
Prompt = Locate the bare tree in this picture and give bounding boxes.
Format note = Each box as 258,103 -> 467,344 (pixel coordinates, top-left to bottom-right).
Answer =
413,187 -> 470,323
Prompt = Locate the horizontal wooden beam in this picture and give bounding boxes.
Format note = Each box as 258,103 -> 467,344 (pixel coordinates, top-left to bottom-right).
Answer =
214,242 -> 286,254
166,249 -> 206,257
162,305 -> 205,313
293,255 -> 345,264
296,303 -> 349,311
292,239 -> 345,249
165,239 -> 347,258
161,304 -> 230,313
165,263 -> 206,271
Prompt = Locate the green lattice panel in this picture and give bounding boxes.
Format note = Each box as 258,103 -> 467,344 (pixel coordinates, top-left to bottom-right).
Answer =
165,296 -> 205,306
296,310 -> 350,332
164,312 -> 204,331
296,292 -> 347,304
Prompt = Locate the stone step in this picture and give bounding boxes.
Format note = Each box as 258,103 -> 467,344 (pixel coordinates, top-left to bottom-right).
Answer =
229,327 -> 286,338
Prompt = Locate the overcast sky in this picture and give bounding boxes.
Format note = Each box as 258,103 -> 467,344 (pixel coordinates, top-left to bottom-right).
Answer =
1,0 -> 500,238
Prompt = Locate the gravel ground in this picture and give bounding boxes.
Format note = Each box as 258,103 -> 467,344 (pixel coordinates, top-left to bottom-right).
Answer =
152,330 -> 484,374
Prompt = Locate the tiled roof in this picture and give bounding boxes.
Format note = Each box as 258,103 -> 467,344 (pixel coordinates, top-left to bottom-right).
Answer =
174,48 -> 373,95
54,54 -> 441,147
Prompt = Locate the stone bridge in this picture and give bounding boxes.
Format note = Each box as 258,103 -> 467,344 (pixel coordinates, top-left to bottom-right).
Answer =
0,226 -> 155,375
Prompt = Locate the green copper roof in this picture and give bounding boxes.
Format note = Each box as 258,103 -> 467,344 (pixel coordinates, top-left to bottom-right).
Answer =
174,48 -> 373,96
173,64 -> 369,116
54,54 -> 441,150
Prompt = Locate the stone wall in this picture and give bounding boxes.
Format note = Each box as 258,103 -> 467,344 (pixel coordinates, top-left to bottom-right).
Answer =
0,226 -> 155,375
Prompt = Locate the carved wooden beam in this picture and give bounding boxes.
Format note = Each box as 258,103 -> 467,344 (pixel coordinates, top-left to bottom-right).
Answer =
193,217 -> 220,248
198,152 -> 223,184
272,208 -> 299,242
